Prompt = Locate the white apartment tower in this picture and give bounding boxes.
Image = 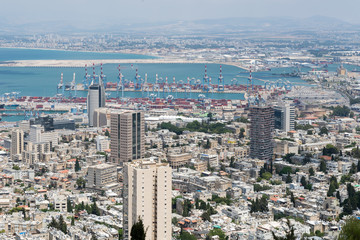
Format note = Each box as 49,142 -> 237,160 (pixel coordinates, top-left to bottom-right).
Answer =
110,110 -> 145,165
11,129 -> 24,161
123,160 -> 172,240
274,103 -> 295,132
87,78 -> 106,127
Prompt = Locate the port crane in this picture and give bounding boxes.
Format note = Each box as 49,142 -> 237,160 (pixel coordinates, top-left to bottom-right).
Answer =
57,73 -> 65,96
217,65 -> 225,91
117,65 -> 124,100
202,65 -> 210,92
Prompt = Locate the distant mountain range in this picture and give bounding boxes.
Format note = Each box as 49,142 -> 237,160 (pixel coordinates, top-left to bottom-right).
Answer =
0,16 -> 359,36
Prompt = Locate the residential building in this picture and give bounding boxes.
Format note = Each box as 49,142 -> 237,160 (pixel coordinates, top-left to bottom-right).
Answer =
274,103 -> 295,132
249,106 -> 274,162
86,163 -> 119,193
11,129 -> 24,161
96,136 -> 110,152
123,160 -> 172,240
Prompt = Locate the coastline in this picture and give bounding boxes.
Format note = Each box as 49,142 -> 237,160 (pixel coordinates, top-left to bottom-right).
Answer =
0,59 -> 249,71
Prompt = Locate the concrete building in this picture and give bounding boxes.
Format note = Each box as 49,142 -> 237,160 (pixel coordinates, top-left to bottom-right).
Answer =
86,163 -> 119,193
22,142 -> 51,165
200,154 -> 219,168
123,160 -> 172,240
249,106 -> 274,162
87,79 -> 106,127
167,153 -> 192,169
11,129 -> 24,161
29,125 -> 42,143
110,110 -> 145,165
93,107 -> 111,127
274,103 -> 295,132
96,136 -> 110,152
29,125 -> 58,147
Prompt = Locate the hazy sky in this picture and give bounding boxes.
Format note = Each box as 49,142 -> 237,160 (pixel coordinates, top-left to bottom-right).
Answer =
1,0 -> 359,26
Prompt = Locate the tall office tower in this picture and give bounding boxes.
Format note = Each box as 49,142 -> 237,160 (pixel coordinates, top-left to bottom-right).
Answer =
110,110 -> 144,165
249,106 -> 274,162
11,129 -> 24,161
274,103 -> 295,132
87,79 -> 106,127
29,125 -> 42,143
123,160 -> 172,240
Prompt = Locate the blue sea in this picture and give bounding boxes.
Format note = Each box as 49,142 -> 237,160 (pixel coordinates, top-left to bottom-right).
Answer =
0,48 -> 155,61
0,48 -> 356,101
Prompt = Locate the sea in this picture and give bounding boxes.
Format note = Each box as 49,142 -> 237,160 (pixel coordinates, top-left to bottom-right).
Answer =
0,47 -> 356,101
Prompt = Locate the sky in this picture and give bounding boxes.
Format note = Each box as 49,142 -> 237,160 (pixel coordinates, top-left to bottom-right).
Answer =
0,0 -> 359,27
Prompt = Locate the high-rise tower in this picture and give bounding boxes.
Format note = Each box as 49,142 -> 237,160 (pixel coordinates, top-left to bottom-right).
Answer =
11,129 -> 24,161
123,160 -> 172,240
274,103 -> 295,132
87,78 -> 106,127
110,110 -> 145,165
249,106 -> 274,162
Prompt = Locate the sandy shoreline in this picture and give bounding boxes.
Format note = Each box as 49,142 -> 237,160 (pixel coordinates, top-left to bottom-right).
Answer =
0,59 -> 248,70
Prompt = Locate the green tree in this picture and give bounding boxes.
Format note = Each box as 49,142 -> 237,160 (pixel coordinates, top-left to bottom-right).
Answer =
182,199 -> 192,217
207,228 -> 226,240
290,192 -> 296,207
327,183 -> 336,197
71,217 -> 75,226
48,217 -> 58,229
331,105 -> 350,117
179,231 -> 197,240
91,201 -> 101,216
300,176 -> 307,187
118,229 -> 123,240
105,129 -> 110,137
309,167 -> 315,176
349,163 -> 357,174
319,160 -> 327,173
76,177 -> 86,189
75,158 -> 81,172
67,198 -> 73,213
261,172 -> 272,180
239,128 -> 245,138
130,217 -> 146,240
338,217 -> 360,240
320,126 -> 328,135
322,144 -> 339,156
286,173 -> 292,184
201,210 -> 211,222
12,165 -> 20,170
59,215 -> 67,234
272,219 -> 296,240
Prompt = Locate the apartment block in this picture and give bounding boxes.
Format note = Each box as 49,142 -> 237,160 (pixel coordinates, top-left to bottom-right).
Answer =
123,160 -> 172,240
